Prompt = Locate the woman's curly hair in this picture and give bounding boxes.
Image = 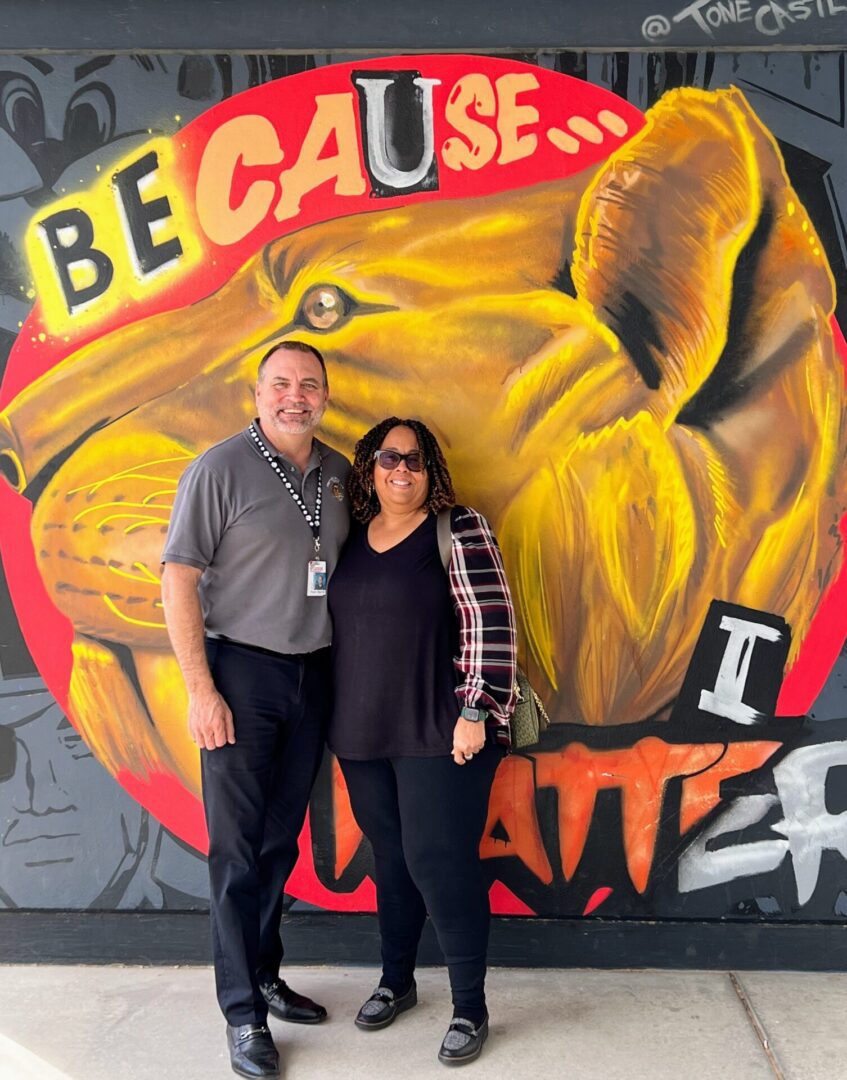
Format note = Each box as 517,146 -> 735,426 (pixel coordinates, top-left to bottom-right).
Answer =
348,417 -> 456,524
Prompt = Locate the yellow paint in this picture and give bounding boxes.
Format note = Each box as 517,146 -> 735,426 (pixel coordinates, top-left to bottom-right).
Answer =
124,518 -> 169,535
72,501 -> 172,524
1,85 -> 843,797
67,454 -> 192,497
102,593 -> 167,629
108,563 -> 161,586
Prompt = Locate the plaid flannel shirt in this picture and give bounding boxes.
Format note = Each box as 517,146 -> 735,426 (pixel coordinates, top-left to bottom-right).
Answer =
446,506 -> 517,747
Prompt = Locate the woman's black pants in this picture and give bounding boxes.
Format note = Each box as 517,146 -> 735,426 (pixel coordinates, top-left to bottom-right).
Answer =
201,638 -> 330,1026
339,741 -> 502,1015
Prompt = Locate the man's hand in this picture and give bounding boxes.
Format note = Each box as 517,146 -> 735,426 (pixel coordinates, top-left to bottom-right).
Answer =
161,563 -> 235,751
451,717 -> 486,766
189,687 -> 235,750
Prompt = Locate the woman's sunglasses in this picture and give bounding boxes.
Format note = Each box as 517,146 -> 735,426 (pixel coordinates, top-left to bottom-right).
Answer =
373,450 -> 426,472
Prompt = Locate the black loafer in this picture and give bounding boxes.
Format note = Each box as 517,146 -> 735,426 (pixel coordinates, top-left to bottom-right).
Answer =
260,977 -> 328,1024
226,1023 -> 280,1078
438,1015 -> 489,1066
354,981 -> 418,1029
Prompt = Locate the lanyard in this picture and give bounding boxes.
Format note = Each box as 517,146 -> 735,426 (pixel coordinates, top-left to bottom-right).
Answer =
249,422 -> 322,554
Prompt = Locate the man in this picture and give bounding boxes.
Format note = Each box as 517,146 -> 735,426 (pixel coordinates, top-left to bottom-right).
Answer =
161,341 -> 350,1079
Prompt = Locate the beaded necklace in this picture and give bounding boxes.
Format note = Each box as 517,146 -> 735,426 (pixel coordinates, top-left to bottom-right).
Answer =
249,422 -> 323,554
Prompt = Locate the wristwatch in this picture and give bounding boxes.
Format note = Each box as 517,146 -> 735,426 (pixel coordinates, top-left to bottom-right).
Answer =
460,706 -> 488,723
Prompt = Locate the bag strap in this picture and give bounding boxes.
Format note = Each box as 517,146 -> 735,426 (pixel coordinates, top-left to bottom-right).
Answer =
436,508 -> 452,572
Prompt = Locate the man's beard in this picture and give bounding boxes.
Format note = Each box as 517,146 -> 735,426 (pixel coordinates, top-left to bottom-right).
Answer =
270,400 -> 327,434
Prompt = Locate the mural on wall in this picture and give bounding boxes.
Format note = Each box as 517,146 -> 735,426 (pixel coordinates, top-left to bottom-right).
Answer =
0,54 -> 315,370
1,52 -> 846,920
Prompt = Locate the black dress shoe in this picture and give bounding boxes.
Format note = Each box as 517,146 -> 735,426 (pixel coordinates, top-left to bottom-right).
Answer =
260,977 -> 328,1024
354,981 -> 417,1030
437,1015 -> 489,1066
226,1023 -> 279,1078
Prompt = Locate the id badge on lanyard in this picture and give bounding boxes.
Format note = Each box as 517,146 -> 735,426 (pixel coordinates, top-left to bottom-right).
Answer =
307,559 -> 328,597
248,423 -> 328,598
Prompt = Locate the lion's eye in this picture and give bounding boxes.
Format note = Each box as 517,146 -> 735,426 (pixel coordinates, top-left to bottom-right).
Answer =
296,284 -> 354,332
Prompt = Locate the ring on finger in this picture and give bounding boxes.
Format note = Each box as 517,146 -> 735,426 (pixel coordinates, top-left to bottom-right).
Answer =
463,752 -> 474,760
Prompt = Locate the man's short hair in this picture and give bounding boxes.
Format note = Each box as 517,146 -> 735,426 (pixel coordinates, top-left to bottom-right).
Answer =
257,341 -> 328,388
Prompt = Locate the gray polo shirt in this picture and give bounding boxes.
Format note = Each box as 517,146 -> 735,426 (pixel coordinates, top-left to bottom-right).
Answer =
162,423 -> 350,655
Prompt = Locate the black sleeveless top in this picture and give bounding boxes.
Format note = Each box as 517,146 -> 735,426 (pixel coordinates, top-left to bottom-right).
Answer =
327,513 -> 459,759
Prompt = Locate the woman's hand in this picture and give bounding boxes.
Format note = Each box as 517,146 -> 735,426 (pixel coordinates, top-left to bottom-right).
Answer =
452,717 -> 486,765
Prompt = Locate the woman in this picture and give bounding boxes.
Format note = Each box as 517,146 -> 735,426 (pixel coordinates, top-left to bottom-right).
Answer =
327,417 -> 516,1067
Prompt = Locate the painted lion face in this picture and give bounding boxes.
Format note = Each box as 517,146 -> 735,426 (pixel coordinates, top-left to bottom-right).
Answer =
1,86 -> 844,799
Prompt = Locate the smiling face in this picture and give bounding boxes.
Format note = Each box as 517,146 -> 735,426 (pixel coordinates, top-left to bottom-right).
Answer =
373,425 -> 430,516
255,345 -> 329,440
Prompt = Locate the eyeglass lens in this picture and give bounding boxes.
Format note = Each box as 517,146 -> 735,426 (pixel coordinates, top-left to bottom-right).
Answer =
375,451 -> 425,472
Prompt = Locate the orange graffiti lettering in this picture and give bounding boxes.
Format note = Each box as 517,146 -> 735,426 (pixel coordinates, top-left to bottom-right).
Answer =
331,758 -> 363,880
480,753 -> 553,883
329,738 -> 785,895
442,74 -> 498,172
441,71 -> 540,171
195,114 -> 284,246
495,73 -> 540,165
275,93 -> 367,221
534,738 -> 726,892
679,741 -> 781,833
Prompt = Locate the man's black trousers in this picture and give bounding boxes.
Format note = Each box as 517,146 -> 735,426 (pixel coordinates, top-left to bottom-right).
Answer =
201,637 -> 330,1026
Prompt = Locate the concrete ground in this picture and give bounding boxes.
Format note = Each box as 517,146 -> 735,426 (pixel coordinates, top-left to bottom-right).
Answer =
0,965 -> 845,1080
